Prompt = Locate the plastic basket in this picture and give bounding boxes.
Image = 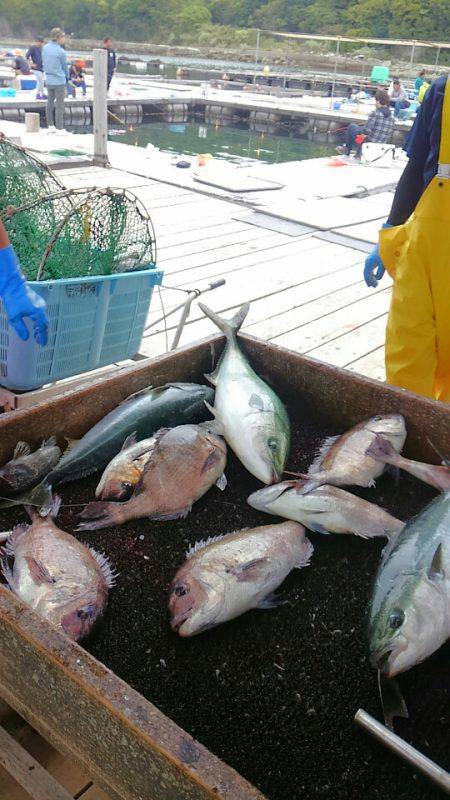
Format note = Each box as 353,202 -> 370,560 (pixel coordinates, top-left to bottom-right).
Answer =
370,66 -> 389,85
0,266 -> 163,391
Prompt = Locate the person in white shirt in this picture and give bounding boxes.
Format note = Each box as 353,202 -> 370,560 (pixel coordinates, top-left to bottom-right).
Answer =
388,77 -> 410,118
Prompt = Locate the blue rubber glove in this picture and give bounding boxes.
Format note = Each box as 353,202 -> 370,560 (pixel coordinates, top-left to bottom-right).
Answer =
363,223 -> 392,288
0,245 -> 48,346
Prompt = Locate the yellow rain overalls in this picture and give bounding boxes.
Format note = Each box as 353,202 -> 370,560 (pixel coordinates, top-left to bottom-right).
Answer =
379,76 -> 450,402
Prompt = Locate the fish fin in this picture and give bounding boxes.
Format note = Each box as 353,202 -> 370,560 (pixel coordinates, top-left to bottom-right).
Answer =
13,441 -> 31,459
25,492 -> 61,520
427,437 -> 450,467
216,472 -> 227,491
186,533 -> 227,556
203,401 -> 224,434
121,431 -> 138,452
249,393 -> 264,411
119,385 -> 154,403
295,478 -> 323,494
385,464 -> 400,483
308,435 -> 340,474
307,521 -> 331,535
78,500 -> 120,531
41,436 -> 57,448
296,537 -> 314,567
257,592 -> 287,610
366,434 -> 398,463
378,671 -> 409,731
4,523 -> 29,556
201,448 -> 222,474
428,543 -> 444,581
149,506 -> 192,521
204,371 -> 218,386
25,557 -> 55,585
63,437 -> 80,453
89,548 -> 118,588
198,302 -> 249,340
204,399 -> 216,417
230,557 -> 268,582
0,497 -> 22,510
0,556 -> 17,591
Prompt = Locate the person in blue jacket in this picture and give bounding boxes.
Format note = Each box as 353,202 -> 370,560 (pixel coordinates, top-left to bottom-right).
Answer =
0,221 -> 48,346
42,28 -> 69,132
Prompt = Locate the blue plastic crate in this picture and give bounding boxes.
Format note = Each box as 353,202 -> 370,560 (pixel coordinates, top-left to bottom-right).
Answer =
0,266 -> 163,391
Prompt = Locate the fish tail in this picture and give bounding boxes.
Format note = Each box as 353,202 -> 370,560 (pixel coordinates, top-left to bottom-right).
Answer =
198,302 -> 249,340
367,435 -> 398,464
77,501 -> 123,531
0,479 -> 54,513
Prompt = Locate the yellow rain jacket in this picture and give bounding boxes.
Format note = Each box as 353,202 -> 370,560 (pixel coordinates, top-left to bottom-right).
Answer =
379,76 -> 450,402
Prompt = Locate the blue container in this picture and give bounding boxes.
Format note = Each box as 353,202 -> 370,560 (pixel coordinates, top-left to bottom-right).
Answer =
332,100 -> 341,110
20,78 -> 37,90
0,88 -> 16,97
0,267 -> 163,391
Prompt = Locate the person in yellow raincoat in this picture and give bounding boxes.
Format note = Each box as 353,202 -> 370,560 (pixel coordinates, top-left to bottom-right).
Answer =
364,75 -> 449,401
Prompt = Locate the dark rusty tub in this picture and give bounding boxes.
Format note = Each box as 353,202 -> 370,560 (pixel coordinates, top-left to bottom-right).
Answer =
0,334 -> 448,800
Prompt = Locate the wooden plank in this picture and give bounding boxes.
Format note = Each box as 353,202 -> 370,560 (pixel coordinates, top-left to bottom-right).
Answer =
79,785 -> 112,800
157,224 -> 282,263
159,230 -> 293,272
156,220 -> 251,249
0,725 -> 73,800
273,290 -> 391,352
307,315 -> 387,368
346,346 -> 386,382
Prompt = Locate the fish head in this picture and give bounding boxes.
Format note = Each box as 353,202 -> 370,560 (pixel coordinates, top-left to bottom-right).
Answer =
247,481 -> 293,511
96,464 -> 141,501
247,418 -> 290,485
0,464 -> 31,494
368,574 -> 447,677
366,414 -> 406,448
169,566 -> 225,637
41,585 -> 108,641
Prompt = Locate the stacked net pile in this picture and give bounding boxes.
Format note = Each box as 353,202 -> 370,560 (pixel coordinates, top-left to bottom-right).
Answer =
0,137 -> 156,281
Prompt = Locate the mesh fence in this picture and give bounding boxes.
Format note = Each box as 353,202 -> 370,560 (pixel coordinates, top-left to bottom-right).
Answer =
0,137 -> 157,281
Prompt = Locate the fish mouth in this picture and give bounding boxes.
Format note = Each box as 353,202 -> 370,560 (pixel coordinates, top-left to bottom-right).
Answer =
170,606 -> 194,633
371,638 -> 406,677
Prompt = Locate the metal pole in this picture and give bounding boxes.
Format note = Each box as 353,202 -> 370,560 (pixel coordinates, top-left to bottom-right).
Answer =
253,30 -> 261,87
355,710 -> 450,795
409,40 -> 416,70
330,37 -> 340,107
93,48 -> 109,167
435,46 -> 441,69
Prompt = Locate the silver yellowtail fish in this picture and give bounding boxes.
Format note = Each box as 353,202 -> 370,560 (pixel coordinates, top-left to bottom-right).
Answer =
1,498 -> 115,640
302,414 -> 406,492
368,491 -> 450,679
169,521 -> 313,636
198,302 -> 290,484
79,424 -> 227,531
248,481 -> 404,539
367,435 -> 450,492
96,433 -> 157,501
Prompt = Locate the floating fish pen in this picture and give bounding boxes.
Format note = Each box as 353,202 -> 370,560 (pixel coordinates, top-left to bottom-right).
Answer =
0,334 -> 448,800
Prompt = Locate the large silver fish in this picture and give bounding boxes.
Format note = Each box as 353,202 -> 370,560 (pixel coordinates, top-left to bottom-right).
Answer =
169,521 -> 313,636
1,498 -> 115,640
368,491 -> 450,679
199,302 -> 290,484
302,414 -> 406,491
248,481 -> 404,539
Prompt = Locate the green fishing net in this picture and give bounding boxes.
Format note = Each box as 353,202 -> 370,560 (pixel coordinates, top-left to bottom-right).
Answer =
0,137 -> 156,281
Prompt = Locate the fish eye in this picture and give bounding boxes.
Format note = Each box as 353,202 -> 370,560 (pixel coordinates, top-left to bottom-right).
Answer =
372,415 -> 383,422
121,481 -> 132,490
174,584 -> 188,597
77,609 -> 90,621
268,438 -> 278,451
389,610 -> 404,630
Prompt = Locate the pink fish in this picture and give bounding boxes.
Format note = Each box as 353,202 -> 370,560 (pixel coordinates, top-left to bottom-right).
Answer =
1,498 -> 115,640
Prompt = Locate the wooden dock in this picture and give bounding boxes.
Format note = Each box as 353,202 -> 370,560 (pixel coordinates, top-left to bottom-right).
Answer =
0,131 -> 396,798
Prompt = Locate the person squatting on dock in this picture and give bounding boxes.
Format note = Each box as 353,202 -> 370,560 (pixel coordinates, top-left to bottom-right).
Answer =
337,89 -> 394,158
364,75 -> 449,402
42,28 -> 68,132
0,221 -> 48,346
26,36 -> 46,100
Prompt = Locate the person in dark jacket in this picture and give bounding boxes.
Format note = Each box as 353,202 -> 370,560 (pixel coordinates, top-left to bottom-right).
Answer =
337,89 -> 394,157
103,37 -> 116,91
26,36 -> 46,99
